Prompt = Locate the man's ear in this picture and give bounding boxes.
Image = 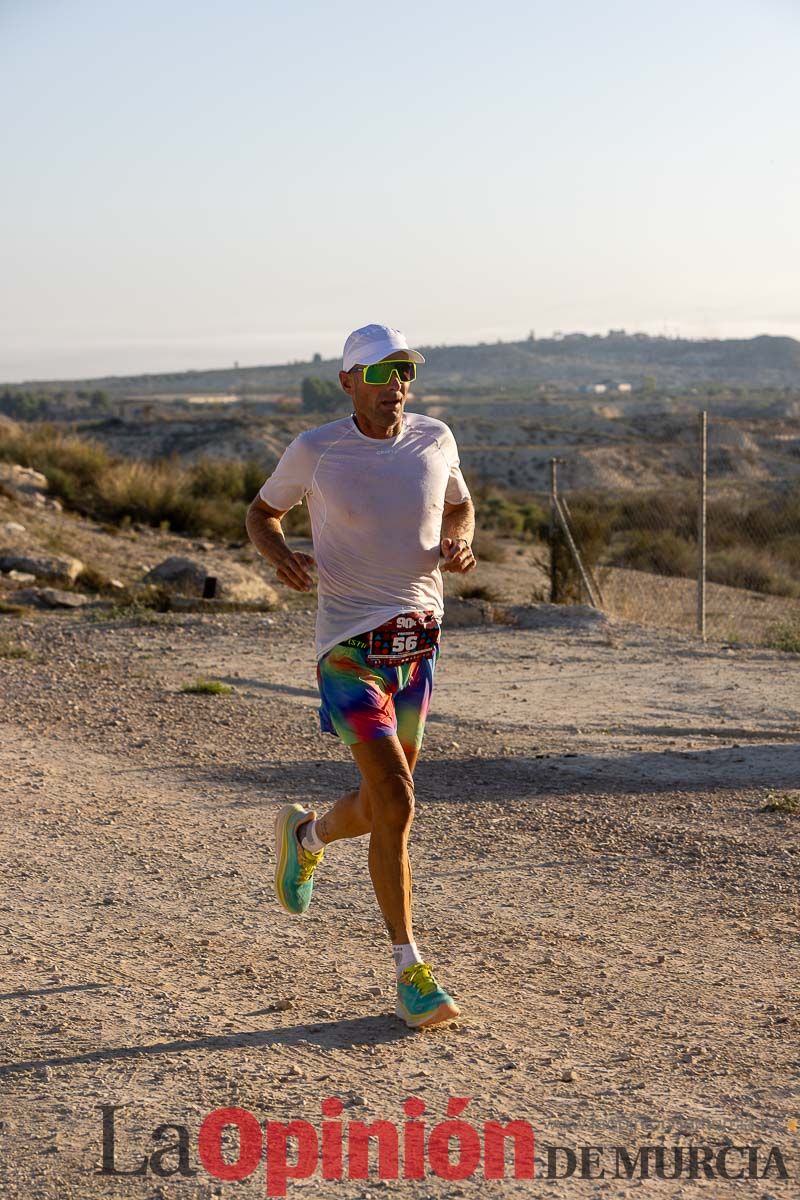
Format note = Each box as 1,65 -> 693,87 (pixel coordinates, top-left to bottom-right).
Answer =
339,370 -> 354,395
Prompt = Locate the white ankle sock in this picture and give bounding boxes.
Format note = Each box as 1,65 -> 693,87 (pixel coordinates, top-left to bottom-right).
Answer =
299,819 -> 324,854
392,942 -> 423,976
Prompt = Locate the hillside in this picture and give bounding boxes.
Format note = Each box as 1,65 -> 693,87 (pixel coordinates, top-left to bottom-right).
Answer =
9,332 -> 800,395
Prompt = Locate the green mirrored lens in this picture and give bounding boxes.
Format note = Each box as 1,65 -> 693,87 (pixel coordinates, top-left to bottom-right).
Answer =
362,360 -> 416,384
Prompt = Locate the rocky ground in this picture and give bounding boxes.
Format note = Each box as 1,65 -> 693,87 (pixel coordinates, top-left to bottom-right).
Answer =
1,599 -> 799,1199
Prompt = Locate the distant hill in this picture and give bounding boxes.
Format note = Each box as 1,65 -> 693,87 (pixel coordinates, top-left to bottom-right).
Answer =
9,332 -> 800,395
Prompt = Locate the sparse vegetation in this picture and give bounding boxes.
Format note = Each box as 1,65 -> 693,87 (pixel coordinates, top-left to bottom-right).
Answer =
180,678 -> 234,695
75,565 -> 114,594
0,387 -> 112,422
89,585 -> 173,622
707,547 -> 795,596
613,531 -> 696,577
760,791 -> 800,815
763,621 -> 800,653
456,583 -> 503,602
3,408 -> 799,616
0,637 -> 37,659
0,423 -> 278,541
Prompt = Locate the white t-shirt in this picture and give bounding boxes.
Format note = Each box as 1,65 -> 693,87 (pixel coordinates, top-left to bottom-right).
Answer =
259,411 -> 471,659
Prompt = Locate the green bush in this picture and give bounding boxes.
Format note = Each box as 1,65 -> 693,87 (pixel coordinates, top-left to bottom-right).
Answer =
181,678 -> 234,695
301,377 -> 342,412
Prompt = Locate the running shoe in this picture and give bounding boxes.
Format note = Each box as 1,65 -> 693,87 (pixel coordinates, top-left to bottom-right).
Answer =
274,803 -> 324,915
396,962 -> 460,1029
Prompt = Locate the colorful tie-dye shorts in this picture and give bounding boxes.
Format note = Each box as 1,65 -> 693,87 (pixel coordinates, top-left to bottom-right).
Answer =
316,628 -> 439,755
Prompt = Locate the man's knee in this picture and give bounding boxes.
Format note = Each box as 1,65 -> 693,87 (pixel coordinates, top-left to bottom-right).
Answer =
370,768 -> 415,830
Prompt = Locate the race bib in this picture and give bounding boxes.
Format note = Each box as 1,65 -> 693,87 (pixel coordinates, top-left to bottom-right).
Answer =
366,611 -> 440,666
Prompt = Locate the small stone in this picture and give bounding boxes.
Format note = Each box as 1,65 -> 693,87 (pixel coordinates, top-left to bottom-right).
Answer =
271,997 -> 294,1011
561,1068 -> 577,1083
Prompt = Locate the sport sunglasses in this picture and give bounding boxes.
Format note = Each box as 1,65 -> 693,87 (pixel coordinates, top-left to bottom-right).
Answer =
350,359 -> 417,385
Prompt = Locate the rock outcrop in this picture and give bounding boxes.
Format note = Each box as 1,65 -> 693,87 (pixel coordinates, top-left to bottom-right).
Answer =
143,556 -> 278,606
0,552 -> 84,585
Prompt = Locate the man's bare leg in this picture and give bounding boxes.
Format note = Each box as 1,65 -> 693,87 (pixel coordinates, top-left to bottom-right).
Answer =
315,743 -> 419,844
295,735 -> 458,1026
310,737 -> 418,944
354,737 -> 416,944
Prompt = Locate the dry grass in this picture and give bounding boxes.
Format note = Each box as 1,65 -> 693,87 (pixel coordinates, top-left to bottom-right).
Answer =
0,423 -> 269,541
760,791 -> 800,815
0,637 -> 38,660
764,620 -> 800,653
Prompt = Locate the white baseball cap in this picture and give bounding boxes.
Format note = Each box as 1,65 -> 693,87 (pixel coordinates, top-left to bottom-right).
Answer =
342,324 -> 426,372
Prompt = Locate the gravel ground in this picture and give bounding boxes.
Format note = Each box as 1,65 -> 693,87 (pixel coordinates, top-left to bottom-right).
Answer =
1,606 -> 799,1199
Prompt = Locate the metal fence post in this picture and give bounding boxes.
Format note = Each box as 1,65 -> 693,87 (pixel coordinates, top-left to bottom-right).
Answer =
549,458 -> 559,602
697,411 -> 708,639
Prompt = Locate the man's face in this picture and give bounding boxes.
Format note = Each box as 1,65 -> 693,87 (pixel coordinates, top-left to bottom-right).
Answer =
339,350 -> 414,434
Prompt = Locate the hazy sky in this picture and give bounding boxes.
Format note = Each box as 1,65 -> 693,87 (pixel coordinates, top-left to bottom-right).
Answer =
1,0 -> 798,382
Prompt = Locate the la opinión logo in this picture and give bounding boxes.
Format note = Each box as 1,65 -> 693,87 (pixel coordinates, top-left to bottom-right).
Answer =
98,1102 -> 793,1193
99,1097 -> 534,1195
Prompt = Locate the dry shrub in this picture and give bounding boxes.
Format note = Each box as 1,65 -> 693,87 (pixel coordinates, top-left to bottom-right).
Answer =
707,547 -> 796,596
616,490 -> 696,539
764,622 -> 800,653
471,528 -> 508,563
75,564 -> 114,594
456,583 -> 503,602
550,498 -> 613,602
611,531 -> 696,578
0,423 -> 270,541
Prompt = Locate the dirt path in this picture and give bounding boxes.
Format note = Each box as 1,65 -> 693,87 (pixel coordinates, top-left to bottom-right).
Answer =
1,607 -> 798,1198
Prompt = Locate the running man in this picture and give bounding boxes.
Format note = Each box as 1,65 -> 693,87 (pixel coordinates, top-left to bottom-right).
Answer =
246,324 -> 476,1028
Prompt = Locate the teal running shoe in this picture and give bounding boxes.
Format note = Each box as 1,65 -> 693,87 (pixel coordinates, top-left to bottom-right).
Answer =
274,804 -> 324,915
396,963 -> 460,1029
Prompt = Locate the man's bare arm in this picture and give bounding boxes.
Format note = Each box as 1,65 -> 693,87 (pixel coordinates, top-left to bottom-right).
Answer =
245,496 -> 315,593
440,498 -> 477,574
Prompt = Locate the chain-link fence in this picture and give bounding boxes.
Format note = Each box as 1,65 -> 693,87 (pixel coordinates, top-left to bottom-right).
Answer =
549,413 -> 800,647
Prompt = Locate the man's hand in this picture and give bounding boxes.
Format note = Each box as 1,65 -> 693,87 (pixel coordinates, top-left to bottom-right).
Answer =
440,537 -> 476,574
275,550 -> 316,592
